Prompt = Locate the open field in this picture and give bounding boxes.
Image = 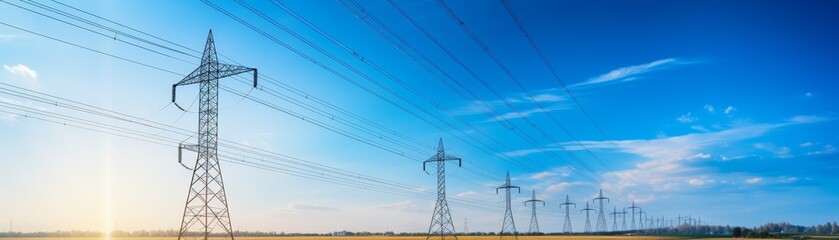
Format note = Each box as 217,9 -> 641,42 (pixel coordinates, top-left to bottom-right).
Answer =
0,237 -> 748,240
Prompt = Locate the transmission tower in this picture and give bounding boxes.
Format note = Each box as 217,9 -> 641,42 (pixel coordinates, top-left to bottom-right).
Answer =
627,201 -> 639,231
424,138 -> 462,240
559,195 -> 576,233
581,202 -> 595,233
637,208 -> 646,231
619,208 -> 628,231
463,218 -> 468,235
593,189 -> 609,232
172,30 -> 257,240
523,190 -> 545,233
497,171 -> 520,239
608,207 -> 619,232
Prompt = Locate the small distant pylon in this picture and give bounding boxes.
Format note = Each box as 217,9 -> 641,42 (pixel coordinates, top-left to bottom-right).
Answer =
608,207 -> 619,232
523,190 -> 545,234
463,218 -> 468,235
581,202 -> 595,233
627,201 -> 640,231
559,195 -> 576,233
497,171 -> 520,239
423,139 -> 461,240
593,189 -> 609,232
638,208 -> 646,231
619,208 -> 628,231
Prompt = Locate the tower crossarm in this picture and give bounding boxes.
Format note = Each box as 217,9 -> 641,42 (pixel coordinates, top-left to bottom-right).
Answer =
172,63 -> 257,110
177,143 -> 199,170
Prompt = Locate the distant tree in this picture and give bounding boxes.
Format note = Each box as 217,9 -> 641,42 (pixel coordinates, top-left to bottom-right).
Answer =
745,231 -> 755,238
733,227 -> 742,238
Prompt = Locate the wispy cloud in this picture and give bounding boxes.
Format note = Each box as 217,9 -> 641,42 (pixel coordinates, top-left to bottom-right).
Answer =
3,64 -> 38,80
524,115 -> 831,197
546,181 -> 586,192
724,105 -> 737,115
572,58 -> 682,87
456,190 -> 478,198
754,143 -> 793,159
806,144 -> 836,155
704,104 -> 715,113
677,112 -> 698,123
691,125 -> 710,132
745,177 -> 764,184
687,177 -> 716,186
778,177 -> 799,184
487,104 -> 570,122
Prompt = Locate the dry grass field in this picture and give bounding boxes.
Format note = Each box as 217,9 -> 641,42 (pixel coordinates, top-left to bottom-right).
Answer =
0,236 -> 744,240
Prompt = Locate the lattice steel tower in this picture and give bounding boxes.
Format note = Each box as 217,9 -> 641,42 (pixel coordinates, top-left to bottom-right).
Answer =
608,207 -> 619,232
172,30 -> 257,240
619,208 -> 628,231
497,171 -> 520,239
559,195 -> 576,233
627,201 -> 639,231
423,139 -> 462,240
593,189 -> 609,232
581,202 -> 595,233
523,190 -> 545,233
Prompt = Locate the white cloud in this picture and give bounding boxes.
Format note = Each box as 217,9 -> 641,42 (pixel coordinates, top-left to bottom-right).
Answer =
487,104 -> 569,122
546,181 -> 586,192
677,112 -> 698,123
805,92 -> 813,97
806,144 -> 836,155
720,155 -> 755,161
3,64 -> 38,80
532,93 -> 565,103
800,142 -> 813,147
788,115 -> 829,124
704,104 -> 715,113
687,178 -> 715,186
543,115 -> 827,197
691,125 -> 710,132
530,171 -> 557,180
754,143 -> 793,159
778,177 -> 798,184
724,106 -> 736,115
688,153 -> 711,160
572,58 -> 681,87
456,191 -> 478,198
745,177 -> 763,184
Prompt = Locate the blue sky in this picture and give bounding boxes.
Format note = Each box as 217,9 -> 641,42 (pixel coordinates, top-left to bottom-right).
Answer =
1,0 -> 838,234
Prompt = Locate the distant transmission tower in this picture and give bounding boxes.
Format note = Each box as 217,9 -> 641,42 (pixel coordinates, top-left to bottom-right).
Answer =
593,189 -> 609,232
463,218 -> 468,235
627,201 -> 639,231
581,202 -> 595,233
523,190 -> 545,233
618,208 -> 628,231
497,171 -> 520,239
637,208 -> 646,231
559,195 -> 576,233
172,30 -> 257,240
608,207 -> 619,232
423,139 -> 462,240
